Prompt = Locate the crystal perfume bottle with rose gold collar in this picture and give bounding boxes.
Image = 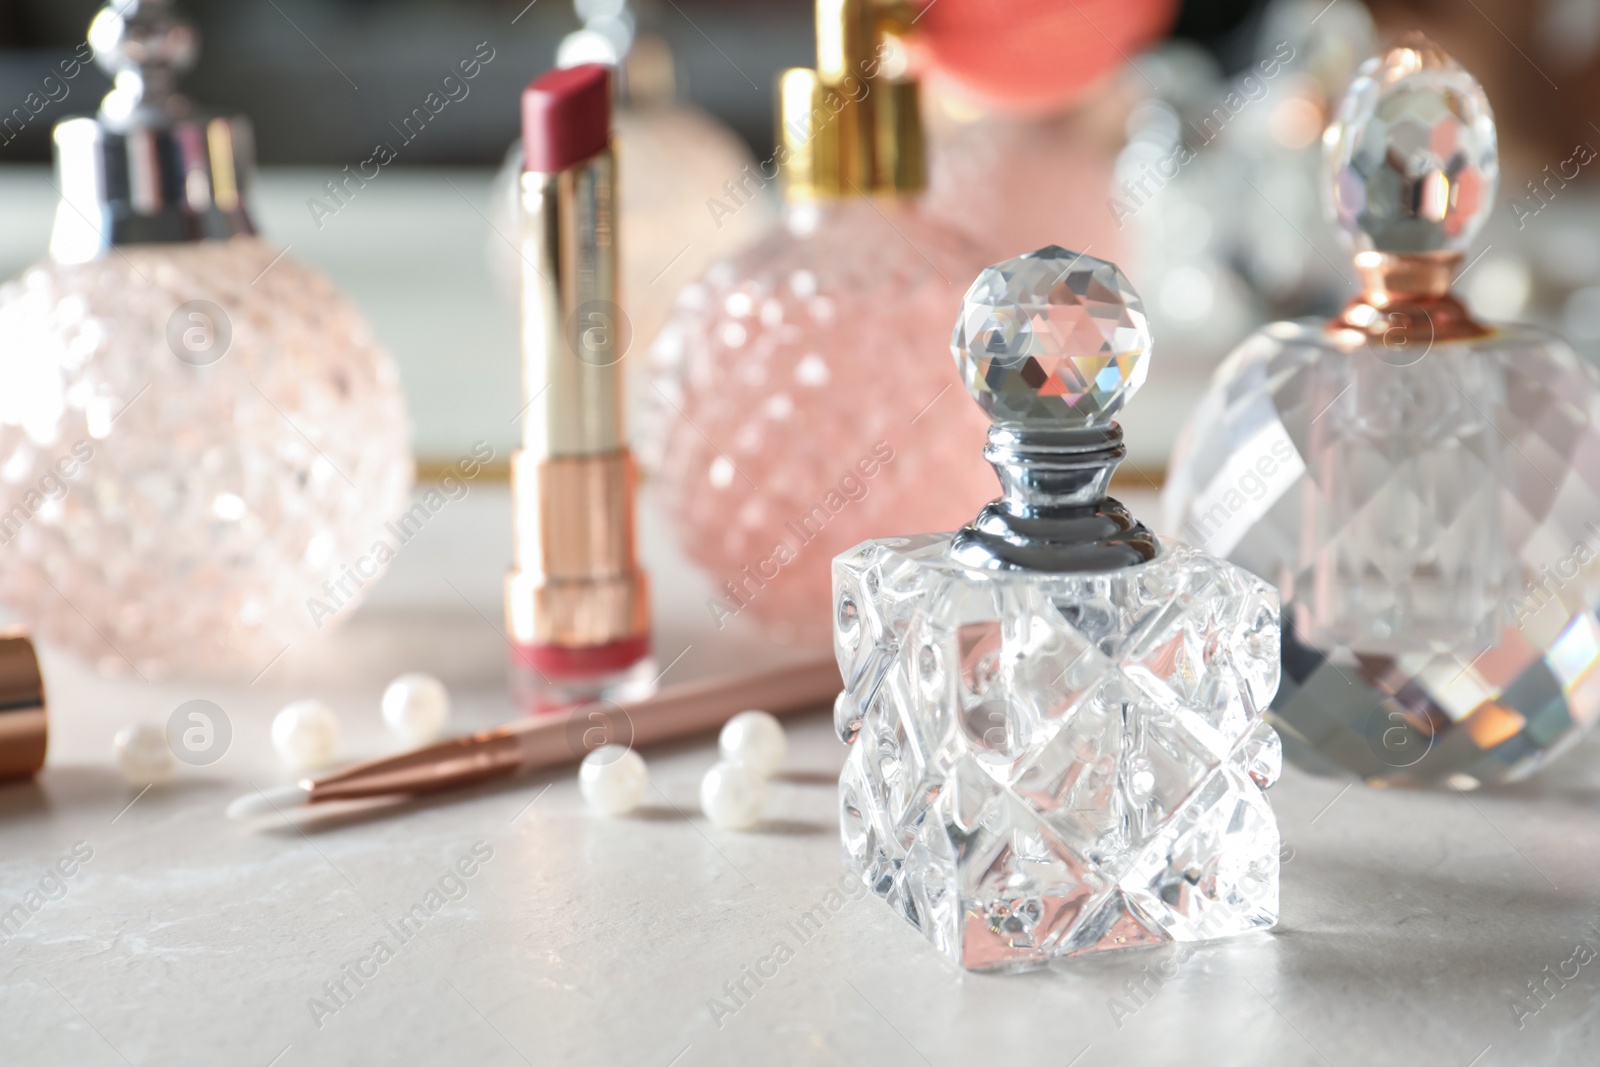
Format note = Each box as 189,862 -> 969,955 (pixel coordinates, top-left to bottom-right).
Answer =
1163,35 -> 1600,786
833,247 -> 1283,972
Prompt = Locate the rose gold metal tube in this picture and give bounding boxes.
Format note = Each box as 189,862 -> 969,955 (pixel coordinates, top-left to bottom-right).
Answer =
505,449 -> 648,649
506,132 -> 649,672
304,655 -> 842,805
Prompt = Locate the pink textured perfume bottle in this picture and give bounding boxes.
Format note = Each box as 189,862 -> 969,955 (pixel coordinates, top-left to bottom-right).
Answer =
644,0 -> 996,644
0,0 -> 411,679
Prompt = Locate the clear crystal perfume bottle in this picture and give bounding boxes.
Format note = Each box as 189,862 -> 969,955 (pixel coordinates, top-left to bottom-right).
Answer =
834,247 -> 1283,973
1163,36 -> 1600,786
0,0 -> 412,679
645,0 -> 996,645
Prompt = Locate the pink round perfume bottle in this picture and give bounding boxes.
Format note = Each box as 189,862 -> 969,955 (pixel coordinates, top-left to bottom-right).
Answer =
0,1 -> 411,679
644,4 -> 996,644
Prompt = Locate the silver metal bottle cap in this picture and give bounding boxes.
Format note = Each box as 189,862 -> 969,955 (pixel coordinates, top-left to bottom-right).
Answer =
49,0 -> 255,264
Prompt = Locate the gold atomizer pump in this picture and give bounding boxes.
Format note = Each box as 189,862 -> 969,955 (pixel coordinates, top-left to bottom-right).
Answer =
779,0 -> 926,200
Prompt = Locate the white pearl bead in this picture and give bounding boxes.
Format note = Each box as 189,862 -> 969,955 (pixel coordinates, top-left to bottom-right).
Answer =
271,699 -> 339,771
700,761 -> 766,830
579,745 -> 648,815
113,724 -> 173,785
381,673 -> 451,745
718,709 -> 787,778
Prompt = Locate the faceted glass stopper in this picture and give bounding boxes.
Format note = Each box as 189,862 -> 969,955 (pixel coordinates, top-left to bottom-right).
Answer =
1324,33 -> 1498,254
951,245 -> 1151,429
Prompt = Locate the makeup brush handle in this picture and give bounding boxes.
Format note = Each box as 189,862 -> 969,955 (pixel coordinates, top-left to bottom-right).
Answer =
305,654 -> 842,804
306,731 -> 526,803
514,654 -> 843,760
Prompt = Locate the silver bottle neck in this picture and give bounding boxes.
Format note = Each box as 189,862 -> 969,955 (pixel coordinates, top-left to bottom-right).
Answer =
948,423 -> 1160,573
49,110 -> 257,263
49,0 -> 257,263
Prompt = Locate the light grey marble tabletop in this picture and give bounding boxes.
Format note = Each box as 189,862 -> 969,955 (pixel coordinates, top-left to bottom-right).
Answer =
2,487 -> 1599,1067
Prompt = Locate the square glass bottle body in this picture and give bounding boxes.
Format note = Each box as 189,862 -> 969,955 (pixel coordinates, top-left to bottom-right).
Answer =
832,534 -> 1282,972
1164,321 -> 1600,785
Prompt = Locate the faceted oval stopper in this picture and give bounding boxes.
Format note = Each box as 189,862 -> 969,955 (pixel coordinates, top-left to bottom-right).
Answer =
1324,33 -> 1498,253
950,245 -> 1151,428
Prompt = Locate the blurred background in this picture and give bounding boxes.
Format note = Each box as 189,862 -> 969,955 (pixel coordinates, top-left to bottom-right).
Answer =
0,0 -> 1255,165
2,0 -> 1599,468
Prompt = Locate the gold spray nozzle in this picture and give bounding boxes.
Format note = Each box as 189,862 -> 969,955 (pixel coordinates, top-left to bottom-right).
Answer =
779,0 -> 925,201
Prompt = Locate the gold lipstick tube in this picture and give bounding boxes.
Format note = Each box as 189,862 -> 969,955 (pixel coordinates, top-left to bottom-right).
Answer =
506,67 -> 651,712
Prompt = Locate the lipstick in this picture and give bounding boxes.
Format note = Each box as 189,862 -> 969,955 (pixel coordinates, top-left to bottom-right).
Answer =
506,64 -> 652,712
0,629 -> 47,781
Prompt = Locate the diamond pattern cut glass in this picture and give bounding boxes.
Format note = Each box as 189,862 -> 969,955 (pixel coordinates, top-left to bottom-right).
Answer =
834,248 -> 1282,972
834,537 -> 1282,971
